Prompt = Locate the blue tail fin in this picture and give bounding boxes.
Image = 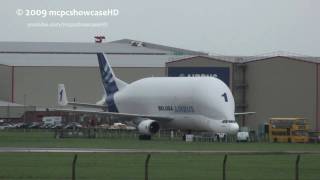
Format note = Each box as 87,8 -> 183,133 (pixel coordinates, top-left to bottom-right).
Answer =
97,53 -> 119,112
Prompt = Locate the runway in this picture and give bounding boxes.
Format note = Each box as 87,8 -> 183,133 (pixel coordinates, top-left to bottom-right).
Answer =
0,147 -> 320,155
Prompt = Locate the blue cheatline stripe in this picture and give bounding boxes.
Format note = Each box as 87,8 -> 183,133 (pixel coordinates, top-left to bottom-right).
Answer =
97,53 -> 119,112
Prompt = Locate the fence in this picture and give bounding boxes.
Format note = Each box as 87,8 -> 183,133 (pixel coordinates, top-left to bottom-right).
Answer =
55,128 -> 239,142
67,152 -> 312,180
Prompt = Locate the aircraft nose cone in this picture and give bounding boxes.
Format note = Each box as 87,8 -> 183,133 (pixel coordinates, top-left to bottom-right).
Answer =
230,123 -> 239,134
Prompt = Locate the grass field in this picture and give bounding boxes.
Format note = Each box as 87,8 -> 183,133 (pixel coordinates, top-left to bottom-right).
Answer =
1,130 -> 320,151
0,153 -> 319,180
0,130 -> 320,179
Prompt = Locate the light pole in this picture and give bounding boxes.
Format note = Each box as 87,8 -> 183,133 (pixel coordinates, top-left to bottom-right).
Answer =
23,94 -> 26,131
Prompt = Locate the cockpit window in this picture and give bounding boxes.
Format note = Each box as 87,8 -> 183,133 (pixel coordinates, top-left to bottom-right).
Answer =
222,120 -> 237,124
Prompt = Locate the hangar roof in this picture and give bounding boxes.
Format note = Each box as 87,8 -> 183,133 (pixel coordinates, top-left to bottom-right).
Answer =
167,52 -> 320,64
0,41 -> 168,55
0,40 -> 204,67
166,55 -> 236,64
0,100 -> 23,107
242,56 -> 320,64
212,51 -> 320,64
112,39 -> 208,55
0,53 -> 192,67
1,41 -> 319,67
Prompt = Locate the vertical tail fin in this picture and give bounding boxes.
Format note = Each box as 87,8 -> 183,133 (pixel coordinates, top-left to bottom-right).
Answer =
97,53 -> 120,96
97,53 -> 127,112
58,84 -> 68,106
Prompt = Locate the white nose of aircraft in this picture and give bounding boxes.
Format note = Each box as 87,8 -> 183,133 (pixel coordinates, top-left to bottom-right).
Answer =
229,123 -> 239,134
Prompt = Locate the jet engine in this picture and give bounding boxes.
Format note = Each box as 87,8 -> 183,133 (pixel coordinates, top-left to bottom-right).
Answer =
137,120 -> 160,135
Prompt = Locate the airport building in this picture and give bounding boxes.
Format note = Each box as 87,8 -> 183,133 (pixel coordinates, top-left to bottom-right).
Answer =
0,39 -> 319,132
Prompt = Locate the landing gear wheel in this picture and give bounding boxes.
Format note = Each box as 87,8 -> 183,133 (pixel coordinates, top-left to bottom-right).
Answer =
139,134 -> 151,140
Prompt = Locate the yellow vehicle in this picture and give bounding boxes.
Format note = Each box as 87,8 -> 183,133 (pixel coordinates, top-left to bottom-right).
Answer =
268,118 -> 309,143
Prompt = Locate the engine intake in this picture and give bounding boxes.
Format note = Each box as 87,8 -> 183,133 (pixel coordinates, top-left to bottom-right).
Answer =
138,120 -> 160,135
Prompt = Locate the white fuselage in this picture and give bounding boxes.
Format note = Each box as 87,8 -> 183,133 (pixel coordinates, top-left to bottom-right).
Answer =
113,77 -> 239,134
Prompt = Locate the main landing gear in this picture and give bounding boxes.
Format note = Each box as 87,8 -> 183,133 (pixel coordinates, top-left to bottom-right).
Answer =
139,134 -> 152,140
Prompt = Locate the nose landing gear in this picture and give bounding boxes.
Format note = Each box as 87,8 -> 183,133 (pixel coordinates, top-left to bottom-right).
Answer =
215,133 -> 226,142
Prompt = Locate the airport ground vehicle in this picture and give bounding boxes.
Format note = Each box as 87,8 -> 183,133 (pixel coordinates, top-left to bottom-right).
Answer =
0,123 -> 15,130
42,116 -> 62,128
268,118 -> 309,143
237,131 -> 249,142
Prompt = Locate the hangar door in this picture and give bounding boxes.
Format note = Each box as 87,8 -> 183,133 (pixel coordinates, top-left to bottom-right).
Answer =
167,67 -> 230,86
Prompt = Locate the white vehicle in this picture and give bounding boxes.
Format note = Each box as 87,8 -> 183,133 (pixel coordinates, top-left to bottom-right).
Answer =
42,116 -> 62,128
0,123 -> 14,130
57,53 -> 253,139
109,123 -> 127,129
237,131 -> 250,142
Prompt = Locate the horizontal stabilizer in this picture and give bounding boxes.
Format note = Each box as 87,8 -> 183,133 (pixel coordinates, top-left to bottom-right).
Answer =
58,84 -> 107,110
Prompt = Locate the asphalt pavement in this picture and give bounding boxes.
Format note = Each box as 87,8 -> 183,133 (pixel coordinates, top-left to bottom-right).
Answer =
0,147 -> 319,154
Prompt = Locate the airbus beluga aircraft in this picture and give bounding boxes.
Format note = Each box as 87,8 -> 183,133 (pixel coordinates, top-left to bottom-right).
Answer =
58,53 -> 251,139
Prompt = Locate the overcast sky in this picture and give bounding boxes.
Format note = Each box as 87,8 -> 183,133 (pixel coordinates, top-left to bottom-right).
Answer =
1,0 -> 319,56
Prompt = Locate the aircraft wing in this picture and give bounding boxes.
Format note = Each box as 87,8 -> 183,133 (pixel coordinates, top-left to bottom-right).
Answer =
52,108 -> 173,122
235,112 -> 256,116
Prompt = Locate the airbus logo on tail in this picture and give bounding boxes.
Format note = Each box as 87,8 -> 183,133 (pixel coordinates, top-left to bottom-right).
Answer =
102,66 -> 114,84
97,53 -> 119,96
97,53 -> 119,112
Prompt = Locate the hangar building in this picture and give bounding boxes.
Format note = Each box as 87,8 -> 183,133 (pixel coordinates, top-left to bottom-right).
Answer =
0,39 -> 319,132
243,54 -> 320,131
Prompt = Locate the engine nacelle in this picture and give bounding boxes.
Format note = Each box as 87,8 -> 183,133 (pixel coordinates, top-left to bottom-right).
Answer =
138,120 -> 160,135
